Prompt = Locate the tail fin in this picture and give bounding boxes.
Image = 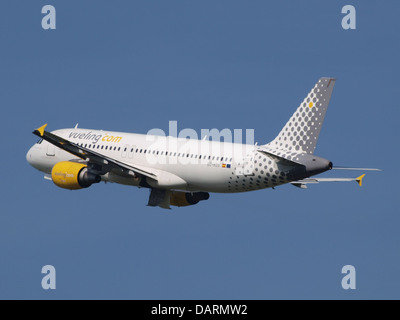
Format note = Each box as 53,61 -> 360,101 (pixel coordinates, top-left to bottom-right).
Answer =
266,77 -> 336,154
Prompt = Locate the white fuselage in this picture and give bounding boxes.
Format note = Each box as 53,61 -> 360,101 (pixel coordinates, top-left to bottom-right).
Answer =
27,128 -> 294,193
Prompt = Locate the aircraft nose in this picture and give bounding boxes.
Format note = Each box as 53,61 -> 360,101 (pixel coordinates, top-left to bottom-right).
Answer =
26,144 -> 47,172
26,145 -> 41,169
26,147 -> 34,166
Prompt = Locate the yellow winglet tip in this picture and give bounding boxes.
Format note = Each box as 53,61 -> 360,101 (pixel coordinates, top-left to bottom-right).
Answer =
356,174 -> 366,187
36,124 -> 48,136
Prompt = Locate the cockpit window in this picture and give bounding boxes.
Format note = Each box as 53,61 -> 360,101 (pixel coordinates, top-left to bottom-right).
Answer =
36,139 -> 43,144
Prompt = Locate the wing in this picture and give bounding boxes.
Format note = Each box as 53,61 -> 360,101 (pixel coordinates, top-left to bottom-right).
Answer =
291,174 -> 366,189
33,124 -> 157,181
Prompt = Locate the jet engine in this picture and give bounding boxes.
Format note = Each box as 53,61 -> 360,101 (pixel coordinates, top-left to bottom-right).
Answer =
170,191 -> 210,207
51,161 -> 101,190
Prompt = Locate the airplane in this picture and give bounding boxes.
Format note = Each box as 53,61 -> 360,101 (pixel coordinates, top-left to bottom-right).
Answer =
26,77 -> 380,209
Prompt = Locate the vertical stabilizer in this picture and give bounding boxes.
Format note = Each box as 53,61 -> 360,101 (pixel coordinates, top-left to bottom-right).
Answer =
266,77 -> 336,154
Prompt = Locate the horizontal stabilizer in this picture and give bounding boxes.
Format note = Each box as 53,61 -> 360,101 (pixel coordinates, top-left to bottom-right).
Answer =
333,167 -> 381,171
291,174 -> 367,188
257,147 -> 302,166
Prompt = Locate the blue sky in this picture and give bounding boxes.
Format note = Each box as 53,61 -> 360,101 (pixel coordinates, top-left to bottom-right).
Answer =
0,1 -> 399,299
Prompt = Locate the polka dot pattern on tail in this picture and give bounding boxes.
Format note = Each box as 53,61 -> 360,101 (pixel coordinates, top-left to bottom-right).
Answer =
266,78 -> 336,155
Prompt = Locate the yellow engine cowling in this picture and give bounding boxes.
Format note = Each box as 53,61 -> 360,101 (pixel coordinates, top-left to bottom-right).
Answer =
51,161 -> 101,190
170,191 -> 210,207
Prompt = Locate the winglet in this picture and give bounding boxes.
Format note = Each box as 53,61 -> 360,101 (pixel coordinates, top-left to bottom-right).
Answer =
356,174 -> 366,187
35,124 -> 48,137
